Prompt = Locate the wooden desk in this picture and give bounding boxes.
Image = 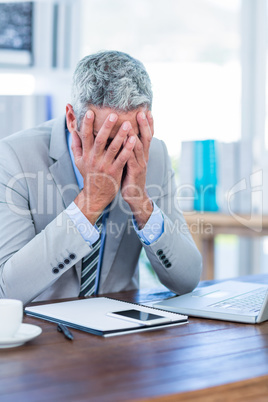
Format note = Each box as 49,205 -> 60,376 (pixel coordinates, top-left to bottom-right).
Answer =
1,275 -> 268,401
185,213 -> 268,280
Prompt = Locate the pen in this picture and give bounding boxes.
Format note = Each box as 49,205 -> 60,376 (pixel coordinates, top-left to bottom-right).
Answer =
57,323 -> 74,341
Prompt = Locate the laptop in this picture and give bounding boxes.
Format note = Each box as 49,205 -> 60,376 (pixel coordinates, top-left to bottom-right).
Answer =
154,280 -> 268,324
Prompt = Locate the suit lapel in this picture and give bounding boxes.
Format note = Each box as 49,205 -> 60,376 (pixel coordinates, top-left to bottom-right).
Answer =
48,116 -> 79,208
49,155 -> 79,208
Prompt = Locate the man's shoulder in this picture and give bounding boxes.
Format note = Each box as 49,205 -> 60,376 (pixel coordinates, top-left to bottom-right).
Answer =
149,137 -> 168,160
146,137 -> 170,185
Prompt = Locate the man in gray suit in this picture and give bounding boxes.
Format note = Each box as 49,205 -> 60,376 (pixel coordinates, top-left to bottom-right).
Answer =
0,51 -> 201,305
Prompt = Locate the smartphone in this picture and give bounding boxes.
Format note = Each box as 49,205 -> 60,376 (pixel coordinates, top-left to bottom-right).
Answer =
107,309 -> 171,326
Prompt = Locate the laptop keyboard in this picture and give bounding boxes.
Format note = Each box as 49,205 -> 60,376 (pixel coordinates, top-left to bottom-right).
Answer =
209,287 -> 267,313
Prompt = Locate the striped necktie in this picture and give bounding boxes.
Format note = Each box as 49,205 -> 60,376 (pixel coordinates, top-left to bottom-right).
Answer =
79,214 -> 103,297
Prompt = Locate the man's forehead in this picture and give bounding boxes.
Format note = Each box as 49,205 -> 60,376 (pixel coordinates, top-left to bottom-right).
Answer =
91,106 -> 144,136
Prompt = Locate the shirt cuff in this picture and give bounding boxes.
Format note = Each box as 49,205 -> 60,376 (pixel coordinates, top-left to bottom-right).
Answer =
132,202 -> 164,245
65,202 -> 100,246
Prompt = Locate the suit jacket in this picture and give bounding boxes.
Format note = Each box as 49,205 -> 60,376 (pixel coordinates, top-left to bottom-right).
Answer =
0,116 -> 202,305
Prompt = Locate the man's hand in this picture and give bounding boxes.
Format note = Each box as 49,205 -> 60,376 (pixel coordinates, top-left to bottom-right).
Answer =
121,111 -> 154,228
71,110 -> 136,225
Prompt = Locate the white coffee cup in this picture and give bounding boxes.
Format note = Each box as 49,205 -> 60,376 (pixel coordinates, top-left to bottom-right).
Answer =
0,299 -> 23,338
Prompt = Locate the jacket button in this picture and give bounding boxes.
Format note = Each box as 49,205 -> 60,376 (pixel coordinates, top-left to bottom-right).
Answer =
58,263 -> 64,269
64,258 -> 70,265
160,254 -> 166,260
69,254 -> 76,260
163,259 -> 169,264
157,250 -> 163,256
166,263 -> 172,268
52,267 -> 59,274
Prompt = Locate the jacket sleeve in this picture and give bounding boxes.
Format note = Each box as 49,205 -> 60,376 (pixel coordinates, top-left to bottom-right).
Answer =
143,140 -> 202,295
0,140 -> 90,305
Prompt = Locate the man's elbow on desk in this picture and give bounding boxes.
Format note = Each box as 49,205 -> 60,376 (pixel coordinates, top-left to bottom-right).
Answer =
144,232 -> 202,296
163,251 -> 202,296
178,249 -> 202,295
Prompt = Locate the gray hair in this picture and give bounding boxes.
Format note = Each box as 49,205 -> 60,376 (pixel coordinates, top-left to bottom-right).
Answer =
71,50 -> 153,127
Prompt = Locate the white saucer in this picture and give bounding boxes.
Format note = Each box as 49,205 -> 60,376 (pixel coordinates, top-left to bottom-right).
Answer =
0,323 -> 42,349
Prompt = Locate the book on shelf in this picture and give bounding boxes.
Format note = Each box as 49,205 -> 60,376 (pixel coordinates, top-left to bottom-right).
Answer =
179,139 -> 218,212
179,139 -> 241,213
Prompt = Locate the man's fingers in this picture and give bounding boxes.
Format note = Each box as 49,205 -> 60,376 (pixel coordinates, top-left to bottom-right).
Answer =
71,130 -> 83,160
94,113 -> 118,156
79,110 -> 95,155
132,135 -> 146,167
113,135 -> 136,170
136,111 -> 152,160
147,110 -> 154,137
105,121 -> 132,163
